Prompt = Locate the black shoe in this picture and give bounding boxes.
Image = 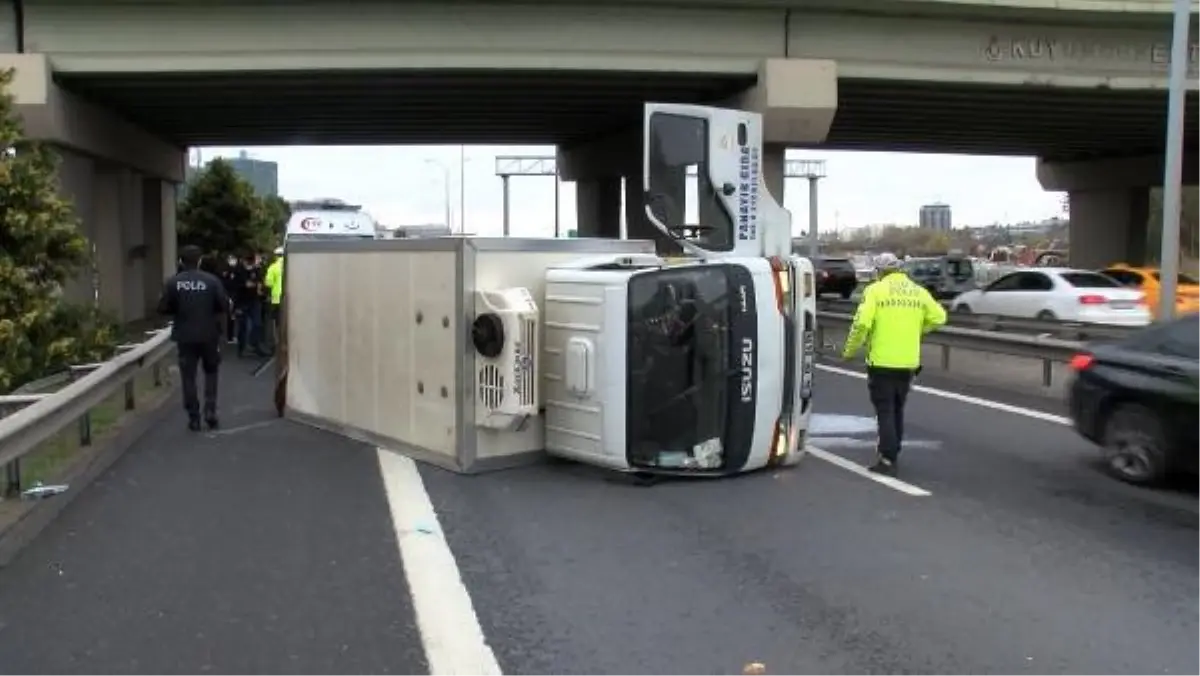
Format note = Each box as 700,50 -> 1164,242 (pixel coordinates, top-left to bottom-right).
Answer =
868,457 -> 896,477
187,417 -> 202,432
205,416 -> 219,430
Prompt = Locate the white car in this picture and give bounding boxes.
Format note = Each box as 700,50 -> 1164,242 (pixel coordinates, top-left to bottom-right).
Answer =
949,267 -> 1152,326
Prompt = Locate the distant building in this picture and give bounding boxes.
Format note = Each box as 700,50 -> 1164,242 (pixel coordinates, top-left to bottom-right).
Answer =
227,150 -> 279,197
919,203 -> 952,231
179,150 -> 279,202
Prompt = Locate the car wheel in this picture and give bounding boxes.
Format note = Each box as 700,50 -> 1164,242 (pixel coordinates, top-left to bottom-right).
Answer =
1101,403 -> 1169,486
954,304 -> 971,313
1036,310 -> 1057,321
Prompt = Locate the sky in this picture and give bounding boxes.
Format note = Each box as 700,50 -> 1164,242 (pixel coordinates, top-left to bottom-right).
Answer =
199,145 -> 1067,238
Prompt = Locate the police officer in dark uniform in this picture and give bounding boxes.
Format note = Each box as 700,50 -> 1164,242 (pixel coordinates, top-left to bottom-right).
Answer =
158,245 -> 230,431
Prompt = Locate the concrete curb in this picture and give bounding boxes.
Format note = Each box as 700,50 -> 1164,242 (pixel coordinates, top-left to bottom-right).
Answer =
0,382 -> 179,568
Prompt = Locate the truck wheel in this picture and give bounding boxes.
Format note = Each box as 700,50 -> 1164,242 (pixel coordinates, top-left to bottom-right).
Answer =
1102,403 -> 1169,486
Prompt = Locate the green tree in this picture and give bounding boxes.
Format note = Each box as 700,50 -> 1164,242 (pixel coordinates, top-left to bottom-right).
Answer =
255,194 -> 292,244
0,68 -> 117,393
1145,186 -> 1199,266
177,158 -> 275,258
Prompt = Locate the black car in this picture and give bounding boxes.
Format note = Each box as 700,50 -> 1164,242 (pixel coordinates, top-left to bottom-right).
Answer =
1067,313 -> 1199,485
813,256 -> 858,299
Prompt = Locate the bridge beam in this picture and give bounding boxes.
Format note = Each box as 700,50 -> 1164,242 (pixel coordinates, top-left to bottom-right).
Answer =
5,53 -> 186,323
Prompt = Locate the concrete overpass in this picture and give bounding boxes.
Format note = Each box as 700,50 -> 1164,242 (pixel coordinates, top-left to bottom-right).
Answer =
3,0 -> 1198,319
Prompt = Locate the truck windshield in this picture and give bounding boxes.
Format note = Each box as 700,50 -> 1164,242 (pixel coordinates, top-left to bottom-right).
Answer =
626,266 -> 736,471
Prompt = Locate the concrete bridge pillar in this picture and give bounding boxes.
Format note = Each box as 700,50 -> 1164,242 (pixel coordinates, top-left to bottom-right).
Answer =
1065,189 -> 1150,269
5,53 -> 186,323
574,176 -> 622,239
1037,153 -> 1198,270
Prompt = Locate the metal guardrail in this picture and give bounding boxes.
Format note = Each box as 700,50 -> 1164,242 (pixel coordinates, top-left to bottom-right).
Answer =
816,311 -> 1089,389
817,299 -> 1141,341
0,329 -> 175,498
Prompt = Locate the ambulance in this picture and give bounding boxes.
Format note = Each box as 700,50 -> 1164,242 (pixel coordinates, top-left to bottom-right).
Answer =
282,199 -> 379,244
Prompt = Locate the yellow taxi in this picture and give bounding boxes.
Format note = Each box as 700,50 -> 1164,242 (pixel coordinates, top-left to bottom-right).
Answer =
1099,264 -> 1200,318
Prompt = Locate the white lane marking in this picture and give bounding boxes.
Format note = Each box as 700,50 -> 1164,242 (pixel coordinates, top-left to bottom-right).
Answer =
807,446 -> 932,497
204,419 -> 278,437
252,356 -> 276,378
815,363 -> 1072,426
377,450 -> 503,676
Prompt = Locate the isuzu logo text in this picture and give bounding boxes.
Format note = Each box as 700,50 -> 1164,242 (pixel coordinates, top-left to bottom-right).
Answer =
740,337 -> 754,403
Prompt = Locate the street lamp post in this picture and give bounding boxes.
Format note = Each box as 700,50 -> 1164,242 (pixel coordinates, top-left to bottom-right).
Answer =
1156,0 -> 1192,319
787,159 -> 827,258
458,146 -> 467,234
424,159 -> 453,230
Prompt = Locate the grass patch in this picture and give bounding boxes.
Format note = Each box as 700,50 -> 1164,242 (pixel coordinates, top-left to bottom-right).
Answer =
16,364 -> 172,488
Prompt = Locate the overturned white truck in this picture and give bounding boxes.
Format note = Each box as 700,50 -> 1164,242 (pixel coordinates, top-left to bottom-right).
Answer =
277,103 -> 818,477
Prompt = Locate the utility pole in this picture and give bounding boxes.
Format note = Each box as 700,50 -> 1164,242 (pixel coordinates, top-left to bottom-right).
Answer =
500,175 -> 512,236
1156,0 -> 1191,319
458,145 -> 466,234
787,160 -> 827,258
424,159 -> 452,230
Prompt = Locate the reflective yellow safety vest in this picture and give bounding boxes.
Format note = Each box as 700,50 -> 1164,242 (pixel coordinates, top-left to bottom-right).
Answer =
842,272 -> 947,369
265,257 -> 284,306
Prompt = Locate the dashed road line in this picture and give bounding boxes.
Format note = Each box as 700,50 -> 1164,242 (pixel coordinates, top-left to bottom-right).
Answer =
807,446 -> 933,497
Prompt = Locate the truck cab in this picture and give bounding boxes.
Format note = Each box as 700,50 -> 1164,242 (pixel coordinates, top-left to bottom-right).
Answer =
540,104 -> 817,475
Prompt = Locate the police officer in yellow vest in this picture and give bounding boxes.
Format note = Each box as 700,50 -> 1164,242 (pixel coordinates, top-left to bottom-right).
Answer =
263,246 -> 284,352
841,258 -> 947,476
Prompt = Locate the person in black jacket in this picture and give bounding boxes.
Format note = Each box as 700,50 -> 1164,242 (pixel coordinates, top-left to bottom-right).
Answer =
230,252 -> 267,358
219,254 -> 239,343
158,245 -> 230,431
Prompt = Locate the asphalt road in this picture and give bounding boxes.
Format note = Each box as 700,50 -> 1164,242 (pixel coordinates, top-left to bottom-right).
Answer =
0,358 -> 427,675
0,358 -> 1195,675
425,367 -> 1198,674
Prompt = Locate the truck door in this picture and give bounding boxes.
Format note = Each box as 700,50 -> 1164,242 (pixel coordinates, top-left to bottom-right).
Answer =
640,103 -> 784,260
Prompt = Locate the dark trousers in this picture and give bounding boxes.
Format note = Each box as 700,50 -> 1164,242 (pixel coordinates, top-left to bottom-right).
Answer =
867,366 -> 915,462
235,301 -> 263,355
178,341 -> 221,418
263,303 -> 280,352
